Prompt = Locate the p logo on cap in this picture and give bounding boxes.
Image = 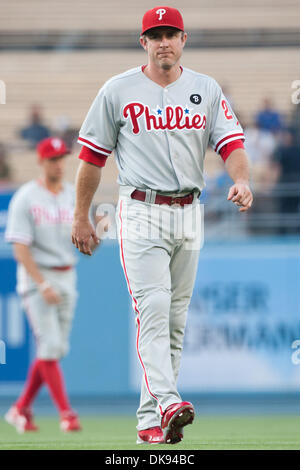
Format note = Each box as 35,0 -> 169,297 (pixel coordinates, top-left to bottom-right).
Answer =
37,137 -> 69,160
51,138 -> 64,150
156,8 -> 166,21
142,6 -> 184,34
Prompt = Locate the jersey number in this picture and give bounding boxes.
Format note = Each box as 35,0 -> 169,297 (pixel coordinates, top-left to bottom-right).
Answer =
222,100 -> 233,120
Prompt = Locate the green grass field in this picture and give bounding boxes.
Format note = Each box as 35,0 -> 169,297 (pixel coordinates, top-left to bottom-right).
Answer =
1,415 -> 300,450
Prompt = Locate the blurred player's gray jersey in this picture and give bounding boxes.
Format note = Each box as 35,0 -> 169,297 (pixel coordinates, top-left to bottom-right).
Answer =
5,180 -> 76,294
78,66 -> 244,193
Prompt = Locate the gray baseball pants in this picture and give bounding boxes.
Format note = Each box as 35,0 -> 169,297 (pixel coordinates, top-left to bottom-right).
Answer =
116,186 -> 202,431
21,267 -> 77,360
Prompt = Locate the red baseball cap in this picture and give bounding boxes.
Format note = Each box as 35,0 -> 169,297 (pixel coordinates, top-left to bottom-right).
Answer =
142,6 -> 184,35
37,137 -> 70,160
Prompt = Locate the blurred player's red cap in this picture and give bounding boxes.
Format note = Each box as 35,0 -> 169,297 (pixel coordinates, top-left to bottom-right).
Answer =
142,6 -> 184,34
37,137 -> 70,160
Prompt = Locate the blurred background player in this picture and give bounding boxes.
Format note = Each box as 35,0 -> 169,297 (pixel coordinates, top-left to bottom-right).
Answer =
4,137 -> 81,433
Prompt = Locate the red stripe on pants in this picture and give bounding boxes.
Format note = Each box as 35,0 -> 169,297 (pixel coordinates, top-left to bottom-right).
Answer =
118,199 -> 163,416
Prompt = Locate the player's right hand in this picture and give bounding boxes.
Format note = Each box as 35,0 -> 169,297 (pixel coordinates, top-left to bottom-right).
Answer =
71,216 -> 99,256
42,286 -> 62,305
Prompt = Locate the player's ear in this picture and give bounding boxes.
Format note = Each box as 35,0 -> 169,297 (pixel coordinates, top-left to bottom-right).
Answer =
139,35 -> 147,51
182,32 -> 187,48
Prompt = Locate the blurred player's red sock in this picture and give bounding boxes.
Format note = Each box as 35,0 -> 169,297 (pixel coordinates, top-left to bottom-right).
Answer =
39,360 -> 71,414
16,359 -> 44,409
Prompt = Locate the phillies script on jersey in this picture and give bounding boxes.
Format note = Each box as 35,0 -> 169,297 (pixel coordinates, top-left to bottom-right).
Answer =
30,206 -> 74,225
123,102 -> 206,134
78,66 -> 245,192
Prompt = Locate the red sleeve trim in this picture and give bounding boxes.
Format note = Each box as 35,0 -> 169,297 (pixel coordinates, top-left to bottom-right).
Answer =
77,137 -> 111,155
219,139 -> 245,162
215,133 -> 244,153
78,146 -> 108,167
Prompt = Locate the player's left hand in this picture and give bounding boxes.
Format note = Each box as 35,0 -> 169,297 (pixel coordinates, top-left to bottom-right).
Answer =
227,182 -> 253,212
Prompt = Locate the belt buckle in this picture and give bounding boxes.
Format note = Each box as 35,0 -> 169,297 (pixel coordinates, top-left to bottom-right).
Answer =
170,197 -> 182,207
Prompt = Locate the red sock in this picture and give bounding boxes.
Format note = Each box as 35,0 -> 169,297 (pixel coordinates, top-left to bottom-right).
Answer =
16,359 -> 44,410
38,360 -> 71,415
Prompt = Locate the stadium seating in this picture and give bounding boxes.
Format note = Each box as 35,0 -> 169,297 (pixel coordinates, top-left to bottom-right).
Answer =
0,0 -> 299,30
1,47 -> 297,141
1,0 -> 299,192
1,46 -> 298,195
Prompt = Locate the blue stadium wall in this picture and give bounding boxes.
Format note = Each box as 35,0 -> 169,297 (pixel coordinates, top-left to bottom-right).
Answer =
1,190 -> 300,397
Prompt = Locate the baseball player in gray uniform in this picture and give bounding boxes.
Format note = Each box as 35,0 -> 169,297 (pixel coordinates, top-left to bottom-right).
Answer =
4,137 -> 81,433
72,6 -> 253,444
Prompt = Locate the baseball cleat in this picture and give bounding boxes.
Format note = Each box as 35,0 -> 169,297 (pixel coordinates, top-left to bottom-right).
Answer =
5,405 -> 39,433
161,401 -> 194,444
136,426 -> 164,444
60,410 -> 82,432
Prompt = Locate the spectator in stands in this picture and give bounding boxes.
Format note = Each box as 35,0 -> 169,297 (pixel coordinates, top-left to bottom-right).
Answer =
53,115 -> 78,151
272,128 -> 300,233
244,120 -> 277,187
0,143 -> 11,184
20,105 -> 50,148
255,98 -> 284,134
290,102 -> 300,148
273,128 -> 300,183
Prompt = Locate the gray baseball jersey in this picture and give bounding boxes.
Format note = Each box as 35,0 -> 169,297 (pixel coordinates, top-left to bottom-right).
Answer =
5,180 -> 76,295
78,66 -> 244,192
